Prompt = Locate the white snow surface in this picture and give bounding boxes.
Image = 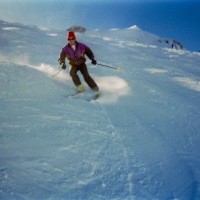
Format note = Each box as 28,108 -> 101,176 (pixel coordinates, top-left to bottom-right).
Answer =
1,20 -> 200,199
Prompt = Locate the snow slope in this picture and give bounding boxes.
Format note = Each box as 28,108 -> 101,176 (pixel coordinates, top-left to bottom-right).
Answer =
1,20 -> 200,199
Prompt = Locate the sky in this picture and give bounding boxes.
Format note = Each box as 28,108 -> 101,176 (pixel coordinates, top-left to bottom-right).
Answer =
0,0 -> 200,51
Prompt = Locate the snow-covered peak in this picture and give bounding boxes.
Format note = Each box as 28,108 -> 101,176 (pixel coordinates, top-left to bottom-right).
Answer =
127,25 -> 139,30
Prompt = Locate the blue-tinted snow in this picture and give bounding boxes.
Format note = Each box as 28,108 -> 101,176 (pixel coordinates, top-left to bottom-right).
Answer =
0,20 -> 200,199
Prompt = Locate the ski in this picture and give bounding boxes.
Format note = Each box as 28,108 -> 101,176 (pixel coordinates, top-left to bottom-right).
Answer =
68,91 -> 83,99
67,91 -> 101,102
89,92 -> 101,102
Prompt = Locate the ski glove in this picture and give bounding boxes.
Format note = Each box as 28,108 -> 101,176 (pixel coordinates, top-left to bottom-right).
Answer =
91,59 -> 97,65
61,63 -> 66,69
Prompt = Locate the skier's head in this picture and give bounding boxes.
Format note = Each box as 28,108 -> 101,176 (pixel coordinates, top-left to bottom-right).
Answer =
67,31 -> 76,43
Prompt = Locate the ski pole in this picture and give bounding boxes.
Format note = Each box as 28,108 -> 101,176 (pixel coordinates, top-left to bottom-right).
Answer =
97,63 -> 122,71
52,68 -> 63,77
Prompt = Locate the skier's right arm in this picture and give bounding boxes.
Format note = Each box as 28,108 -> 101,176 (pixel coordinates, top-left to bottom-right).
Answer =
58,51 -> 66,69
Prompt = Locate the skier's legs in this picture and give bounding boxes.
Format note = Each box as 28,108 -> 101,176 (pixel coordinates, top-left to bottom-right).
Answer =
69,65 -> 82,86
79,64 -> 99,91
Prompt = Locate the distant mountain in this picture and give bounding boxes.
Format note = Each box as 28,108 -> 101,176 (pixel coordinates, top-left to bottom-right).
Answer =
66,25 -> 86,33
0,20 -> 185,53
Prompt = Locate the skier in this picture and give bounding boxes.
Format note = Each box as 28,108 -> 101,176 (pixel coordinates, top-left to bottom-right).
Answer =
58,31 -> 100,96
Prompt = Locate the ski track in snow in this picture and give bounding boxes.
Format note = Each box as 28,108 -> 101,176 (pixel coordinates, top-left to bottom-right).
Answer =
95,102 -> 135,199
1,20 -> 200,199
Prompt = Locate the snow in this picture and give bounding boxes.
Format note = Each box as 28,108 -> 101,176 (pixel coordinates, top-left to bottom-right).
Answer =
47,33 -> 58,37
2,27 -> 20,31
127,25 -> 139,30
0,20 -> 200,199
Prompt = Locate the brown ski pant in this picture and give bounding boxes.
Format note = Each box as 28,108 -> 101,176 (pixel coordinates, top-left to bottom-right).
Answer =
69,63 -> 99,91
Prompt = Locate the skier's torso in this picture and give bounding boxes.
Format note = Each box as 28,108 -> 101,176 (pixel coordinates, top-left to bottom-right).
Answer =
62,42 -> 93,66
